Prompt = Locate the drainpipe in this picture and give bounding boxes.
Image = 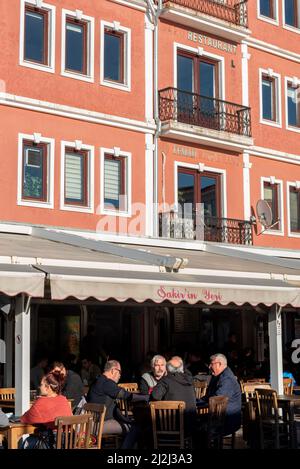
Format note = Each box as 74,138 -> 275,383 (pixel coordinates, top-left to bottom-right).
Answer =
147,0 -> 162,238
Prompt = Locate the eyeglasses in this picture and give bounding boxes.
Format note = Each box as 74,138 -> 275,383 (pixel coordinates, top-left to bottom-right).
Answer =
210,361 -> 221,366
114,368 -> 122,374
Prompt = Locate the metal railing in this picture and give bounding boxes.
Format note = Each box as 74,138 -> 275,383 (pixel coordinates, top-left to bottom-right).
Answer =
161,0 -> 248,28
159,212 -> 253,245
159,87 -> 252,137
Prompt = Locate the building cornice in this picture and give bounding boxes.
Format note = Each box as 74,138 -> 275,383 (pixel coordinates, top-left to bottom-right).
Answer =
0,93 -> 156,134
250,146 -> 300,165
245,37 -> 300,64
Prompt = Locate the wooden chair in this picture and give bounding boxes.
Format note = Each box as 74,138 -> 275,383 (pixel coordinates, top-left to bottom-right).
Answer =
283,378 -> 294,396
243,383 -> 272,402
206,396 -> 228,449
193,381 -> 207,399
83,403 -> 106,449
0,388 -> 15,400
150,401 -> 189,449
54,414 -> 93,449
255,388 -> 292,449
118,383 -> 139,392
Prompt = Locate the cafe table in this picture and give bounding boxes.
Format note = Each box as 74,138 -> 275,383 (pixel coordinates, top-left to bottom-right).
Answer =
0,422 -> 37,449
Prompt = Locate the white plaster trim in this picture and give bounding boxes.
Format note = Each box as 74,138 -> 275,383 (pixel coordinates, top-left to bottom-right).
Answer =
260,176 -> 284,235
174,161 -> 227,218
61,9 -> 95,82
286,181 -> 300,238
0,93 -> 156,133
241,43 -> 250,107
173,42 -> 225,100
19,0 -> 56,73
60,141 -> 94,213
245,37 -> 300,64
243,152 -> 251,220
284,76 -> 300,133
257,0 -> 279,25
99,147 -> 132,217
17,132 -> 54,208
145,14 -> 154,122
108,0 -> 146,12
100,20 -> 131,92
145,133 -> 154,236
259,68 -> 282,127
250,146 -> 300,165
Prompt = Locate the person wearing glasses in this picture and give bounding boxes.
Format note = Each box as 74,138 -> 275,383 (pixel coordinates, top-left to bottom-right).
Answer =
198,353 -> 241,436
87,359 -> 147,448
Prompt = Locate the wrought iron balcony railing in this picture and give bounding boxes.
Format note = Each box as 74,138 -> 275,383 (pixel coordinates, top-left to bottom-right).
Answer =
161,0 -> 248,28
159,212 -> 253,245
159,87 -> 252,137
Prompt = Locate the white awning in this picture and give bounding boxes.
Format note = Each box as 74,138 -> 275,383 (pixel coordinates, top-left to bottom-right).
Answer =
43,266 -> 300,307
0,264 -> 45,297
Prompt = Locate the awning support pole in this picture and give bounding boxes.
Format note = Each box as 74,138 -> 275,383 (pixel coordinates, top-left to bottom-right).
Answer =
268,304 -> 283,394
15,294 -> 31,415
3,317 -> 13,386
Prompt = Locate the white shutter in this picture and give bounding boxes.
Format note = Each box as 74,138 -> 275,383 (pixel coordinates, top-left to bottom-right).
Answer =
65,152 -> 83,201
104,158 -> 121,205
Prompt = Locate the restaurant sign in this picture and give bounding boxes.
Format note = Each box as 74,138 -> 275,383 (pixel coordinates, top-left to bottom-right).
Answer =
187,31 -> 237,54
157,286 -> 222,303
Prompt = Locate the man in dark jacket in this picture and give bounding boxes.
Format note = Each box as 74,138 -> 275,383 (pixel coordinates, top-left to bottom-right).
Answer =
202,353 -> 241,435
87,359 -> 147,448
151,356 -> 196,434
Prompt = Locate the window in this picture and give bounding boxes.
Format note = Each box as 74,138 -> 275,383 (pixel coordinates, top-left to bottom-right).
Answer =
65,17 -> 87,74
104,29 -> 124,83
289,186 -> 300,232
259,0 -> 276,19
24,5 -> 48,64
64,148 -> 88,206
22,140 -> 48,201
287,82 -> 300,127
61,10 -> 94,81
104,154 -> 126,211
262,75 -> 277,121
100,21 -> 131,91
177,168 -> 221,219
263,181 -> 279,230
21,1 -> 55,71
284,0 -> 300,28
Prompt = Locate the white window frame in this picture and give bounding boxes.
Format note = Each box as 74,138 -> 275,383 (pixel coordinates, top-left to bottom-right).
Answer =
174,161 -> 227,218
61,9 -> 94,83
284,76 -> 300,133
173,43 -> 225,100
260,176 -> 284,235
257,0 -> 279,25
100,147 -> 132,217
259,68 -> 282,128
100,20 -> 131,92
17,132 -> 54,208
287,181 -> 300,237
283,0 -> 300,34
19,0 -> 56,73
60,141 -> 94,213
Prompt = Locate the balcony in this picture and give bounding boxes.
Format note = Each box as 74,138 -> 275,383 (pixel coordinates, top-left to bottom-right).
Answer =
160,0 -> 250,42
159,87 -> 253,150
159,212 -> 253,245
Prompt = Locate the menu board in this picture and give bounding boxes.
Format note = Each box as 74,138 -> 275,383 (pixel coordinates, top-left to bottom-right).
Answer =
174,308 -> 199,332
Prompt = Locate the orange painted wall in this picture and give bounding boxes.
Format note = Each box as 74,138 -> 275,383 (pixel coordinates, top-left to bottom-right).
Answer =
0,105 -> 146,234
249,47 -> 300,154
158,19 -> 243,105
158,139 -> 244,220
248,1 -> 300,54
250,155 -> 300,249
0,0 -> 146,121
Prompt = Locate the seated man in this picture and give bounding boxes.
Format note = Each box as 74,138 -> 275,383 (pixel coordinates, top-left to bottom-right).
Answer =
140,354 -> 167,395
87,359 -> 147,449
151,356 -> 197,434
198,353 -> 242,436
80,356 -> 101,386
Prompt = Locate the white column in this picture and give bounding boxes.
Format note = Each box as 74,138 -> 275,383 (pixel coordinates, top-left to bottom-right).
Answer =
15,295 -> 31,415
243,152 -> 252,220
145,15 -> 154,123
145,134 -> 155,236
4,318 -> 13,386
241,43 -> 250,107
268,305 -> 284,394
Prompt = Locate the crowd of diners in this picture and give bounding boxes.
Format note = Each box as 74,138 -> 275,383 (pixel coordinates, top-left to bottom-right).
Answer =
10,351 -> 241,449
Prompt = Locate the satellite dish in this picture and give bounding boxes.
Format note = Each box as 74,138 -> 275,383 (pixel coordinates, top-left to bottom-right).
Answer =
256,199 -> 273,227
